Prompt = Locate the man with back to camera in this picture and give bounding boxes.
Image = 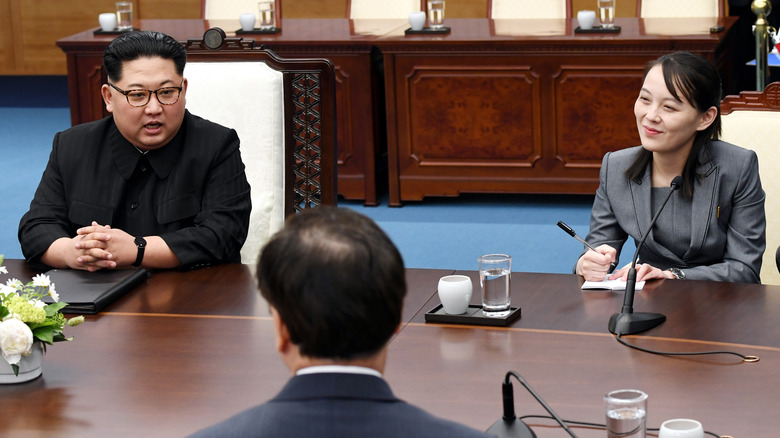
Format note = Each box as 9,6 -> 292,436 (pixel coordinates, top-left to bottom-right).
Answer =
189,207 -> 493,438
18,31 -> 251,271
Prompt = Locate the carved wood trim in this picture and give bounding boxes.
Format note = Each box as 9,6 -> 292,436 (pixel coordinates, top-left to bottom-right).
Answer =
721,82 -> 780,115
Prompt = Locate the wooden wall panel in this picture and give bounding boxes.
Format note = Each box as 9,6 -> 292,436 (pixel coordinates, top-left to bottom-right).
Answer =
554,67 -> 643,167
407,67 -> 541,166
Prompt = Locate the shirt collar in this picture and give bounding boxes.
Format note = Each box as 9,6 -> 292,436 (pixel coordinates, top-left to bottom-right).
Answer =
295,365 -> 383,378
110,112 -> 187,180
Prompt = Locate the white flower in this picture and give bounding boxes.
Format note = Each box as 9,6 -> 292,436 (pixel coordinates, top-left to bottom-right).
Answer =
0,318 -> 34,366
32,274 -> 51,288
5,278 -> 23,290
48,283 -> 59,302
0,283 -> 17,295
0,266 -> 7,274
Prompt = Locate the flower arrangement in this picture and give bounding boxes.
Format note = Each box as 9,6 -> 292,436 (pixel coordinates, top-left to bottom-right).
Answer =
0,256 -> 83,376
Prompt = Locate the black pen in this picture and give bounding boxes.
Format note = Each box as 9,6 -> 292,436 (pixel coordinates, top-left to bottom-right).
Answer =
557,221 -> 617,271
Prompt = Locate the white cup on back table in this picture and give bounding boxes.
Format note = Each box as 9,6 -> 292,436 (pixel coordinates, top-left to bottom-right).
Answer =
409,11 -> 426,31
239,13 -> 256,31
577,10 -> 596,30
99,13 -> 117,32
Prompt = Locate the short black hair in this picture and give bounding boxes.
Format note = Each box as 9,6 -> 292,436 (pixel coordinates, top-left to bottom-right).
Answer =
626,51 -> 722,198
257,207 -> 407,360
102,31 -> 186,82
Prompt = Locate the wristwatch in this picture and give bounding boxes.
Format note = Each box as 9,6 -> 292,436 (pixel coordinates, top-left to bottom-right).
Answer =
667,267 -> 685,280
133,236 -> 147,267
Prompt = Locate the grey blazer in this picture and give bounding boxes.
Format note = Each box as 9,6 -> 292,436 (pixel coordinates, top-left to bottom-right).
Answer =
585,141 -> 765,283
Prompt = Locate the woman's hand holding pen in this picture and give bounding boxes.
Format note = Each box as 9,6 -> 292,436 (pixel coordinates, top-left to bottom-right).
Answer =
575,244 -> 617,281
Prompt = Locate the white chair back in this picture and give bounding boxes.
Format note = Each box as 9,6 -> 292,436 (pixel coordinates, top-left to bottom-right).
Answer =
490,0 -> 567,19
721,83 -> 780,284
185,61 -> 286,264
639,0 -> 720,18
203,0 -> 260,20
349,0 -> 420,19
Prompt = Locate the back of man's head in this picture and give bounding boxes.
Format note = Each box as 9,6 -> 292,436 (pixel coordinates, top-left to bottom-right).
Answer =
257,207 -> 406,361
103,30 -> 186,82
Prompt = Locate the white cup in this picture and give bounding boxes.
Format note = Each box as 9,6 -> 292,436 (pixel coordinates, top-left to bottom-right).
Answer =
577,10 -> 596,30
437,275 -> 472,314
239,13 -> 256,31
99,13 -> 117,32
409,11 -> 426,31
659,419 -> 704,438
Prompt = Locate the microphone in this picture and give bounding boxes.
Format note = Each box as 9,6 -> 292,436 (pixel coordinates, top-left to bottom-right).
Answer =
608,175 -> 682,336
486,371 -> 576,438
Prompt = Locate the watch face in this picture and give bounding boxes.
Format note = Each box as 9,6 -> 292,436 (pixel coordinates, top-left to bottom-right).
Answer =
135,236 -> 147,247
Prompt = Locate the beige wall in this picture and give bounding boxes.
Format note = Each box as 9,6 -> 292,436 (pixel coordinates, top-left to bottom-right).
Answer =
0,0 -> 665,75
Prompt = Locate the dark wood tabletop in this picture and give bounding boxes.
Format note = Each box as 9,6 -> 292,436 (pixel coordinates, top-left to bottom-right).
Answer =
0,260 -> 776,437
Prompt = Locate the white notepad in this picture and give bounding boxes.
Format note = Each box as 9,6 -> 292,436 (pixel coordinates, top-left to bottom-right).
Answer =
581,277 -> 644,291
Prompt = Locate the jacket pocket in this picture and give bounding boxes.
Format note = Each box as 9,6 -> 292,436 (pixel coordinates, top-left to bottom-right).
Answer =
157,194 -> 200,225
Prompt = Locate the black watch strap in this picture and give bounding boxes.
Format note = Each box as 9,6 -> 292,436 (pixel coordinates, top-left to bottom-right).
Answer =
133,236 -> 146,267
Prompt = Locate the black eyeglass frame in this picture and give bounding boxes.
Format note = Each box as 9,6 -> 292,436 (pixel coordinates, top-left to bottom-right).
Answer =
108,81 -> 184,107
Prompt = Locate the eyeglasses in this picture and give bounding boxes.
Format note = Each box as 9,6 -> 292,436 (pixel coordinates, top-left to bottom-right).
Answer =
108,82 -> 183,107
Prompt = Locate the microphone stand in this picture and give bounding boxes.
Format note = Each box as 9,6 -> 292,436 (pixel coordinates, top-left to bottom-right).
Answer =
487,371 -> 576,438
608,176 -> 682,336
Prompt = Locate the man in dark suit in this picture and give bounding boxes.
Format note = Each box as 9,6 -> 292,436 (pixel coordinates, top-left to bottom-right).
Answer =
189,207 -> 493,438
18,31 -> 251,271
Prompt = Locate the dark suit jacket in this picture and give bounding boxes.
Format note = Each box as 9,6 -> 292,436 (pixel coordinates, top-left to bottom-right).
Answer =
188,373 -> 494,438
18,111 -> 251,270
585,141 -> 765,283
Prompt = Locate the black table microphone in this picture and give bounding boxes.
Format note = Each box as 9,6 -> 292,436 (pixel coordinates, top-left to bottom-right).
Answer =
608,175 -> 682,336
486,371 -> 576,438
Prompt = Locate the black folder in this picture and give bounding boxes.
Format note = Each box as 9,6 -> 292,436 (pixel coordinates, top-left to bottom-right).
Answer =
42,268 -> 150,314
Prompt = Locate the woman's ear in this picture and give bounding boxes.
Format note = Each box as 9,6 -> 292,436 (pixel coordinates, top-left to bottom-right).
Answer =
696,106 -> 718,131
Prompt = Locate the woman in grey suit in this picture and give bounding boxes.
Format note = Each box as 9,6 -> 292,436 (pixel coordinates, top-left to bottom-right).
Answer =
576,52 -> 765,284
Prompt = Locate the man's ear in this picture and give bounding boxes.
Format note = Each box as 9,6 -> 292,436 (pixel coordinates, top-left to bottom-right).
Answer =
271,307 -> 291,354
101,84 -> 114,114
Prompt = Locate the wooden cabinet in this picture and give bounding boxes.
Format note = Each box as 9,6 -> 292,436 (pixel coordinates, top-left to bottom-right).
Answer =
379,17 -> 734,204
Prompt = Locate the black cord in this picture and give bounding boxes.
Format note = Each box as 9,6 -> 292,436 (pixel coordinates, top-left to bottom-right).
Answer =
518,414 -> 722,437
615,333 -> 760,362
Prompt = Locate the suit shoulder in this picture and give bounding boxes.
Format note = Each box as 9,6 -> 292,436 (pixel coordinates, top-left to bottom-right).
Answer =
184,111 -> 236,137
55,117 -> 112,150
708,140 -> 757,160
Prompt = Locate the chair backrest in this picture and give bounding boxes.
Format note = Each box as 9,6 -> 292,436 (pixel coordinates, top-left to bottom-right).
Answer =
182,28 -> 337,264
638,0 -> 722,18
202,0 -> 282,21
489,0 -> 570,19
720,82 -> 780,285
347,0 -> 423,19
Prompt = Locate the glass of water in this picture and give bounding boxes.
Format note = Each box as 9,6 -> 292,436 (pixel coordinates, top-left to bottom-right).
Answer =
427,0 -> 446,30
604,389 -> 648,438
258,1 -> 275,30
479,254 -> 511,317
115,1 -> 133,31
598,0 -> 615,29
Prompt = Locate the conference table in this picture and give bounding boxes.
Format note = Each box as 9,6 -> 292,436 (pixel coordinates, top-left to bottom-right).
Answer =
57,17 -> 735,206
0,259 -> 777,437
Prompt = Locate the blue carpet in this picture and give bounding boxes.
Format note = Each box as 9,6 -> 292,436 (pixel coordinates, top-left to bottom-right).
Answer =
0,75 -> 635,273
341,194 -> 636,274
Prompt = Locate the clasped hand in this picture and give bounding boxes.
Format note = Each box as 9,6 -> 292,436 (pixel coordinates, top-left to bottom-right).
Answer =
72,221 -> 134,271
